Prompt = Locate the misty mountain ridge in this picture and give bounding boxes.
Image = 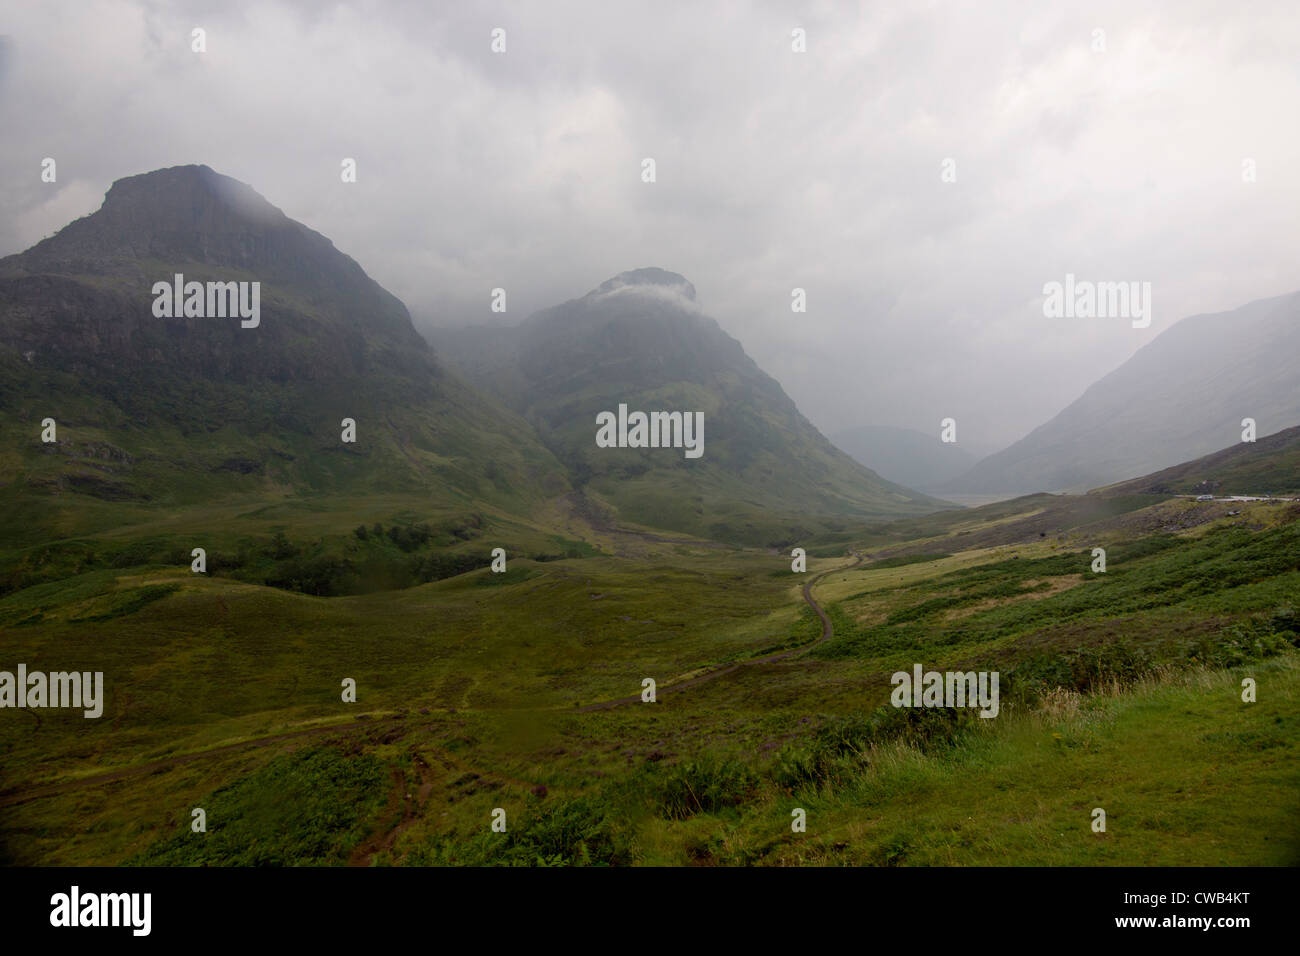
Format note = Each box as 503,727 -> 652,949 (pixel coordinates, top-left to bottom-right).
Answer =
0,165 -> 570,540
0,166 -> 945,551
434,268 -> 949,545
0,165 -> 431,380
949,290 -> 1300,495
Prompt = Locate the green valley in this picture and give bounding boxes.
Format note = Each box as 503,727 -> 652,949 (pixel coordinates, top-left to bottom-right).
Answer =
1,166 -> 1296,870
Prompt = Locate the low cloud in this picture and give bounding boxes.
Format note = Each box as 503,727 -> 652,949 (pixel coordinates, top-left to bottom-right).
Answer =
2,1 -> 1297,450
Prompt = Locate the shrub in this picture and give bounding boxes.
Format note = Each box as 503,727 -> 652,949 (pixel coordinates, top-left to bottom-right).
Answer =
127,748 -> 386,866
414,796 -> 632,866
771,706 -> 975,790
655,757 -> 758,819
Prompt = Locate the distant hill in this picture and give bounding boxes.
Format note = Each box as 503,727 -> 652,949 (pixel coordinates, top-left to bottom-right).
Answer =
434,268 -> 949,545
949,291 -> 1300,495
830,424 -> 976,492
0,165 -> 569,544
1097,424 -> 1300,497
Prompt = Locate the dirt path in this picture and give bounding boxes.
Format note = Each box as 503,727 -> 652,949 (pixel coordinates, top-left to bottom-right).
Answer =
347,749 -> 437,866
346,746 -> 545,866
578,551 -> 863,711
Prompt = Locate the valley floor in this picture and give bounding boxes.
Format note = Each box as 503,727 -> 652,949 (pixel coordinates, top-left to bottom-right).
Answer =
0,492 -> 1296,866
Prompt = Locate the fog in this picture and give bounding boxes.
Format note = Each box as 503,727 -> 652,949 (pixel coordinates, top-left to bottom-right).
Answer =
2,0 -> 1297,452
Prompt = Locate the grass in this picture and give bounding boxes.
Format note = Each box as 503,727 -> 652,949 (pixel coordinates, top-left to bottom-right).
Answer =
1,489 -> 1297,866
125,746 -> 387,866
813,520 -> 1300,669
739,657 -> 1300,866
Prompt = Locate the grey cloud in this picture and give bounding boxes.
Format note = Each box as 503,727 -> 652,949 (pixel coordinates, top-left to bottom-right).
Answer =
2,1 -> 1297,450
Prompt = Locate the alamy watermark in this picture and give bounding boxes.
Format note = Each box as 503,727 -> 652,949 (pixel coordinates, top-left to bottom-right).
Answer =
152,273 -> 260,328
1042,274 -> 1151,329
891,664 -> 1000,718
0,665 -> 103,718
50,886 -> 150,936
595,403 -> 703,458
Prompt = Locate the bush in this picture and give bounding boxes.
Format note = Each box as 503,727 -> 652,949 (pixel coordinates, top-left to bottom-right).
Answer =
1004,640 -> 1154,702
412,552 -> 482,583
655,757 -> 758,819
127,748 -> 386,866
264,554 -> 358,596
269,531 -> 297,560
414,796 -> 633,866
771,706 -> 975,791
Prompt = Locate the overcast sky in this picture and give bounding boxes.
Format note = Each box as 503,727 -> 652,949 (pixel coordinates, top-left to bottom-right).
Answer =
3,0 -> 1298,453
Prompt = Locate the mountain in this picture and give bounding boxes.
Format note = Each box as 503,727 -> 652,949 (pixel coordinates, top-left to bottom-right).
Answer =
0,165 -> 569,544
1097,424 -> 1300,497
433,268 -> 949,545
830,424 -> 977,492
949,291 -> 1300,495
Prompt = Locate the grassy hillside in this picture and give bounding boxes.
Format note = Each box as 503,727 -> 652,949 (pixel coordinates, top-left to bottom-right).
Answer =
1098,424 -> 1300,496
3,487 -> 1295,866
4,192 -> 1297,866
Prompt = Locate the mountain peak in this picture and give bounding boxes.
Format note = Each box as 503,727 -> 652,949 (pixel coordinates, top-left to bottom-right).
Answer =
98,164 -> 288,230
594,268 -> 695,302
0,164 -> 429,372
31,163 -> 308,266
3,165 -> 392,314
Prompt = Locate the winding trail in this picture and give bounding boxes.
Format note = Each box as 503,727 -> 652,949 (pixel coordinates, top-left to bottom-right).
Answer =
0,551 -> 864,806
578,550 -> 862,711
